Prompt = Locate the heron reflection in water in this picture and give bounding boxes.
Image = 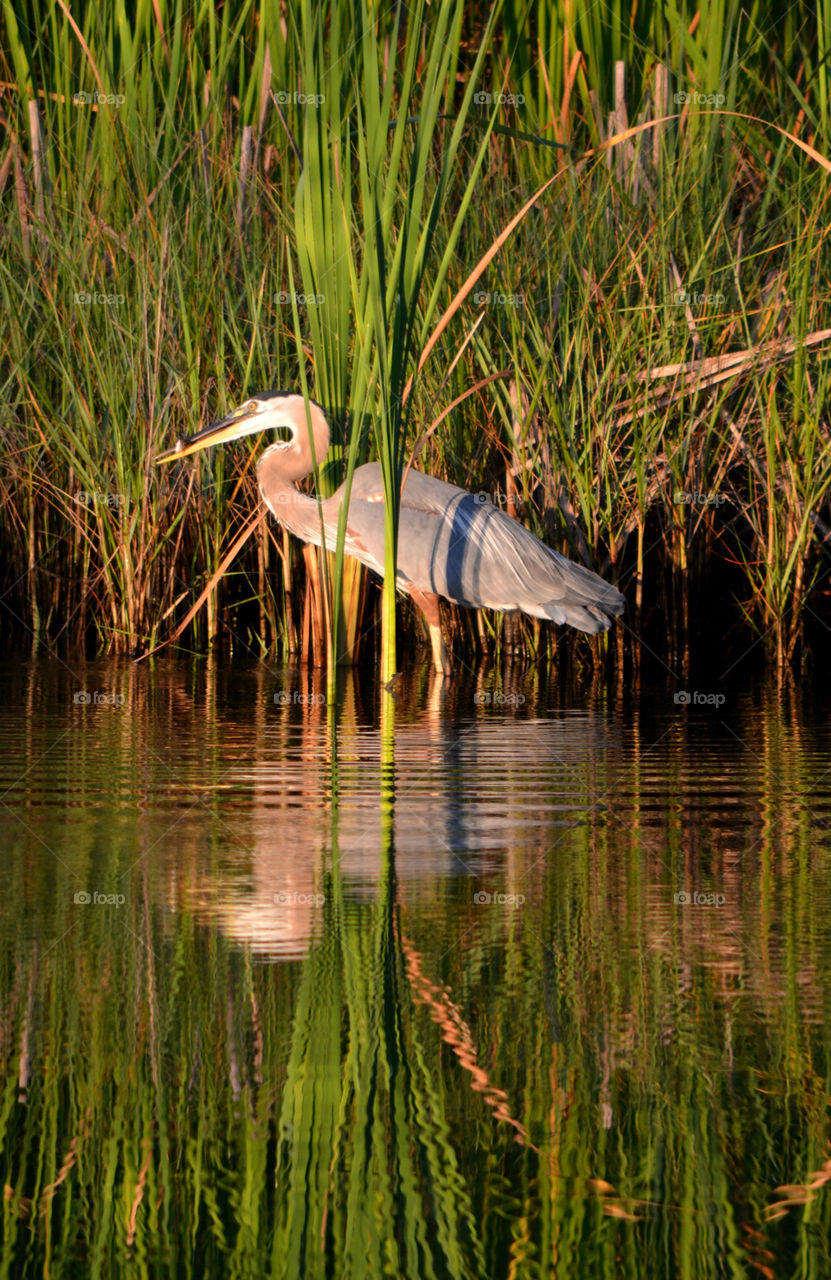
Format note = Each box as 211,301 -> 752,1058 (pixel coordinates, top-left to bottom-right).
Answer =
156,392 -> 624,671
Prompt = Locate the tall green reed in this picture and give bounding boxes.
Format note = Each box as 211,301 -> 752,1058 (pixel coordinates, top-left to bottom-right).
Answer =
287,0 -> 497,680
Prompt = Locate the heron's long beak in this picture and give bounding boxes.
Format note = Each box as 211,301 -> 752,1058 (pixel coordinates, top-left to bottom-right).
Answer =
154,403 -> 262,463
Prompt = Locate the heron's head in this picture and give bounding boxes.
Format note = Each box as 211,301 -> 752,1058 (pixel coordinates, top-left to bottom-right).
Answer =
155,391 -> 330,478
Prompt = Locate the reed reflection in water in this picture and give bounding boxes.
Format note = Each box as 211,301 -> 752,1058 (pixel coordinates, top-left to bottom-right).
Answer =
1,658 -> 830,1278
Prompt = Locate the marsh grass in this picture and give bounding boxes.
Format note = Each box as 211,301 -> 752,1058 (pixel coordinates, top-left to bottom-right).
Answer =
1,0 -> 830,671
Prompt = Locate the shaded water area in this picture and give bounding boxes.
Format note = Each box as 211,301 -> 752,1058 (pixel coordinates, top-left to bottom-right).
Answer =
2,656 -> 831,1278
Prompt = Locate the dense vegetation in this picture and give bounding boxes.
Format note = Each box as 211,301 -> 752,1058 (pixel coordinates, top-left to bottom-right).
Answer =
1,0 -> 830,672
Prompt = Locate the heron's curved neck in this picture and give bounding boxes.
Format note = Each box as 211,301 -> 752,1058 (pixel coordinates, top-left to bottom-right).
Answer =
256,402 -> 332,544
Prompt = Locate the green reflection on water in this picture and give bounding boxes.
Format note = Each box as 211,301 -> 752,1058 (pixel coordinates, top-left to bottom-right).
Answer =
1,660 -> 831,1278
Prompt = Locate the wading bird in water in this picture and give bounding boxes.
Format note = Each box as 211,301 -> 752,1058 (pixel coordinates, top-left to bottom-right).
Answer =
156,391 -> 624,672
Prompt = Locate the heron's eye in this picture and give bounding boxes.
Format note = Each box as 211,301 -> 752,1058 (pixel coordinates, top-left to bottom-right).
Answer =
247,400 -> 259,413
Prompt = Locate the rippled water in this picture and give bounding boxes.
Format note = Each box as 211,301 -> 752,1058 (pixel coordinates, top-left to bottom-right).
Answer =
2,658 -> 831,1277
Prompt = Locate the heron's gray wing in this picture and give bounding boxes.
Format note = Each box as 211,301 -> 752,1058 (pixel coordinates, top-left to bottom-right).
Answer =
332,463 -> 459,578
348,463 -> 470,510
396,471 -> 623,632
337,463 -> 470,582
342,465 -> 624,633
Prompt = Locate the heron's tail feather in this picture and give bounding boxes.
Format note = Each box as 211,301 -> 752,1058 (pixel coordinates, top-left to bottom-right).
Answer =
532,547 -> 622,632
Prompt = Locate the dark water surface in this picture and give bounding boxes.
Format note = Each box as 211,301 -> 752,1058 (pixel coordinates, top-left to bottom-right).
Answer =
2,657 -> 831,1278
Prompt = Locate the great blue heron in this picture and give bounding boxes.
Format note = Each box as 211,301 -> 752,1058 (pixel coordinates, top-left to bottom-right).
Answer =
156,391 -> 624,672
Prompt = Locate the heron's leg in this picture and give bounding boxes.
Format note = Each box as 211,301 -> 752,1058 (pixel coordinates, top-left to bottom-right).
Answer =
406,586 -> 449,674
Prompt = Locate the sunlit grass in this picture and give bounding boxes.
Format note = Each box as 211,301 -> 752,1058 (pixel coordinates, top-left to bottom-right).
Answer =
1,0 -> 830,669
